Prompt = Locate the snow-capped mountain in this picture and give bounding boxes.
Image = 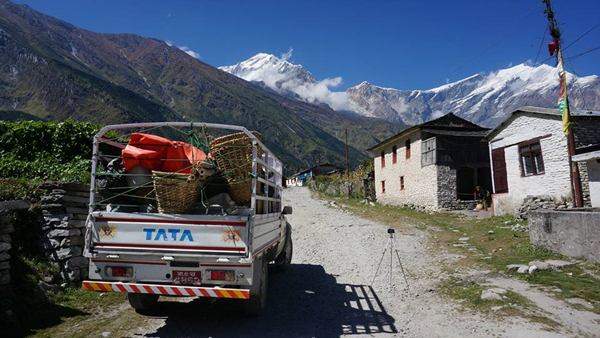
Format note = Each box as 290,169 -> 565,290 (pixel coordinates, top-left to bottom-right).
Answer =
219,52 -> 351,111
219,52 -> 317,90
221,53 -> 600,127
347,64 -> 600,126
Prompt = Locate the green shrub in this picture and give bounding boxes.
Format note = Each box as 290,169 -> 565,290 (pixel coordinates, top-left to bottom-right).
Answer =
0,120 -> 103,182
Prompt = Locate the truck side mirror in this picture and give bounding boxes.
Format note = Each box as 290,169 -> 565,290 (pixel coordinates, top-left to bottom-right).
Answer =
282,206 -> 293,215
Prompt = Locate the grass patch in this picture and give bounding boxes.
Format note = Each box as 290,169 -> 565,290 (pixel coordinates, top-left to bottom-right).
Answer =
439,278 -> 561,330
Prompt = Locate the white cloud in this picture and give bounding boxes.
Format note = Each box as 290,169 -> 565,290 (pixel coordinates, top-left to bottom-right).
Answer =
508,61 -> 513,67
165,40 -> 174,47
431,110 -> 445,119
178,46 -> 201,60
445,78 -> 450,84
166,12 -> 172,18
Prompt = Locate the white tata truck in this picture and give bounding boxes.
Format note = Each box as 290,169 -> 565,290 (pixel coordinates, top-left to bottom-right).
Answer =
81,123 -> 293,315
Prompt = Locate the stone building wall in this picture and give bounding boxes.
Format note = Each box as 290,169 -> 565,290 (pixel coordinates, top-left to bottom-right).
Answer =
373,130 -> 439,210
437,165 -> 457,209
38,182 -> 90,282
578,161 -> 591,207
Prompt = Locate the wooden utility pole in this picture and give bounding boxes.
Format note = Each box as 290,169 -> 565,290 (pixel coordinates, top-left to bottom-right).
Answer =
543,0 -> 584,207
345,129 -> 350,198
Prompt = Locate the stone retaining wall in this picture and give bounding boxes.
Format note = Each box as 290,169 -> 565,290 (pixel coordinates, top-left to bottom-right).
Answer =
529,209 -> 600,263
38,182 -> 90,282
0,200 -> 30,292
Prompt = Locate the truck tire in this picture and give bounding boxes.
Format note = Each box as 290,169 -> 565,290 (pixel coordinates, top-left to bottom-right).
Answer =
274,235 -> 293,272
244,257 -> 268,316
127,293 -> 159,311
275,222 -> 293,272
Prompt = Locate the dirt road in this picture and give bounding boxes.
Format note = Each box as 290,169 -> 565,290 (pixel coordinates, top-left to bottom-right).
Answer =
62,187 -> 598,338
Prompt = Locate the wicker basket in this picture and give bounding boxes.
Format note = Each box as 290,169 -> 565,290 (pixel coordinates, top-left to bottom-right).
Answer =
210,131 -> 262,205
152,171 -> 201,214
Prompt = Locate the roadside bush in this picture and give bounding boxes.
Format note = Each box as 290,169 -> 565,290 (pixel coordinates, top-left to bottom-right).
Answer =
0,120 -> 103,183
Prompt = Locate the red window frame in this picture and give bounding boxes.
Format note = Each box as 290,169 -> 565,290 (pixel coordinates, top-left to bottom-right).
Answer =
405,139 -> 411,159
381,180 -> 386,194
400,176 -> 405,190
381,150 -> 385,168
392,146 -> 397,164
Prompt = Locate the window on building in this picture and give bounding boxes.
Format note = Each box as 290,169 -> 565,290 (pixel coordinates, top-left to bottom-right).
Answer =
381,150 -> 385,168
519,141 -> 545,176
400,176 -> 405,190
405,139 -> 411,159
392,146 -> 397,164
421,137 -> 436,167
381,180 -> 386,194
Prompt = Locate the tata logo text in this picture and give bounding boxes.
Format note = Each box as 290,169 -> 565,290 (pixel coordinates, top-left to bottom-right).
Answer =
142,228 -> 194,242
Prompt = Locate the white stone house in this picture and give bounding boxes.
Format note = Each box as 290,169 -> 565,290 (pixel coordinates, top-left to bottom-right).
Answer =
486,106 -> 600,215
368,113 -> 491,210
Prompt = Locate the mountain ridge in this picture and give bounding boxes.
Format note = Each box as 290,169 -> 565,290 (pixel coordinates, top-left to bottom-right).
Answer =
0,0 -> 404,174
221,53 -> 600,127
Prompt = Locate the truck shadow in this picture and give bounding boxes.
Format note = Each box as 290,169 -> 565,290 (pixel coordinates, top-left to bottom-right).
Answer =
145,263 -> 397,338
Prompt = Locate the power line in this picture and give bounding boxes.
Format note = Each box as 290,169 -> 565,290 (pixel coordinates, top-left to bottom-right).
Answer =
565,46 -> 600,61
562,21 -> 600,52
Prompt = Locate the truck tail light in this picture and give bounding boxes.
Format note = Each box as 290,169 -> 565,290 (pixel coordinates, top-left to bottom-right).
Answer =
105,266 -> 133,277
206,270 -> 235,281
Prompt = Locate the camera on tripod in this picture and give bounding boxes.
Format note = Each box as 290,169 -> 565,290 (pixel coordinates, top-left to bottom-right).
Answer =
387,228 -> 395,234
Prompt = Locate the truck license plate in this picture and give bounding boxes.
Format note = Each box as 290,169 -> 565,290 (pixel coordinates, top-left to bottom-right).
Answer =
172,270 -> 201,286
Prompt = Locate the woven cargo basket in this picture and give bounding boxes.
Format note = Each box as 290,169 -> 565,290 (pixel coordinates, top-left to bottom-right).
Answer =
152,171 -> 201,214
210,131 -> 262,205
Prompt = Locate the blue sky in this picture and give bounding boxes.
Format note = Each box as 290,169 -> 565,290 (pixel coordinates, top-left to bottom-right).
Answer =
16,0 -> 600,90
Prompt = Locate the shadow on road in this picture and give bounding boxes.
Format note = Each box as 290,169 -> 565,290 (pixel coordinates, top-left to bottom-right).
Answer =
145,263 -> 397,338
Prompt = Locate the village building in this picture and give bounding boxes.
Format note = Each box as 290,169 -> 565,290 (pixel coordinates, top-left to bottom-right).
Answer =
486,106 -> 600,215
286,163 -> 343,187
368,113 -> 491,211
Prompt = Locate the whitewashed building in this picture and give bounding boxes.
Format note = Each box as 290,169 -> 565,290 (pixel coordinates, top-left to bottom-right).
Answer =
486,106 -> 600,215
368,113 -> 491,210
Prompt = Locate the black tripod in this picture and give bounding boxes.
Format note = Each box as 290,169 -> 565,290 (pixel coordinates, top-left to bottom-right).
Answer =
371,228 -> 410,292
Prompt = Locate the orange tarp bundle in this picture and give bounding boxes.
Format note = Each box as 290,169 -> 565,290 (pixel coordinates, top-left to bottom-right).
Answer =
122,133 -> 206,174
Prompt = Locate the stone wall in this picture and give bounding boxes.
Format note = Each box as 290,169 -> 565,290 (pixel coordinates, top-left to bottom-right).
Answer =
529,209 -> 600,263
0,200 -> 30,292
38,182 -> 90,282
308,179 -> 364,198
437,165 -> 457,209
578,161 -> 591,207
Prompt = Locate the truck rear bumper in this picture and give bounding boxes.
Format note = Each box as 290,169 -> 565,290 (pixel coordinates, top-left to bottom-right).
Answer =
82,281 -> 250,299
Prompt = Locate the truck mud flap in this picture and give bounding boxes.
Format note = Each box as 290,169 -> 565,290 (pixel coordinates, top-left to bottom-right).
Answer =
82,281 -> 249,299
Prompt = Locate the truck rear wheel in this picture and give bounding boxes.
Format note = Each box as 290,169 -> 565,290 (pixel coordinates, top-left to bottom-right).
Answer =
244,257 -> 268,316
127,293 -> 159,311
275,235 -> 293,272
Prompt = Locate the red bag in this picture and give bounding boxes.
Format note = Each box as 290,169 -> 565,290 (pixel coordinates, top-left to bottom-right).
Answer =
122,133 -> 206,174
